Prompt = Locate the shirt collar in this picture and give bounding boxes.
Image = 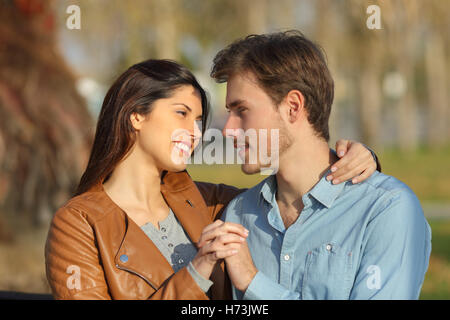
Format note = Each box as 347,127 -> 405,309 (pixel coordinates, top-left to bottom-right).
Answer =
307,169 -> 346,209
259,175 -> 277,206
258,169 -> 346,210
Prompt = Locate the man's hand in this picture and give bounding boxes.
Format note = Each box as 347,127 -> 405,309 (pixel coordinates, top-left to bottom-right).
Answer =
224,240 -> 258,292
326,139 -> 377,184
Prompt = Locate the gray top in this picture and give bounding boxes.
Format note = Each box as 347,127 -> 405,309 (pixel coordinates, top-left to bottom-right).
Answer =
140,208 -> 213,293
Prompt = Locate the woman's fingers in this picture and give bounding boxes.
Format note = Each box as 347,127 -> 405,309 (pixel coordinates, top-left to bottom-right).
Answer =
335,139 -> 350,158
199,234 -> 245,254
329,161 -> 369,184
198,231 -> 246,249
199,219 -> 224,235
206,242 -> 242,260
350,166 -> 376,184
327,142 -> 373,184
197,222 -> 249,247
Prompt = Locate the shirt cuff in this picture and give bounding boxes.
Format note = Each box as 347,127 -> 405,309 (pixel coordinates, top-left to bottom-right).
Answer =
187,261 -> 214,293
243,271 -> 296,300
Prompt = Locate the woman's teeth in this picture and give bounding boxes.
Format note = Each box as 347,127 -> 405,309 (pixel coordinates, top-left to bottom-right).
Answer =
174,142 -> 190,153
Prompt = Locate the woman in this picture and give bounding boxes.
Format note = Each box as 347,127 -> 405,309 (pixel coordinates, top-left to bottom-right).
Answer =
45,59 -> 379,300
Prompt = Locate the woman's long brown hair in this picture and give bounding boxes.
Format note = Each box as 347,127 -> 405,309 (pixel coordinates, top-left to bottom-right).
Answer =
74,59 -> 210,196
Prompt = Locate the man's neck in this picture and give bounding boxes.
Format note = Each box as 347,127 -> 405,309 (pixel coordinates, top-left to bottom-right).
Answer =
274,136 -> 338,227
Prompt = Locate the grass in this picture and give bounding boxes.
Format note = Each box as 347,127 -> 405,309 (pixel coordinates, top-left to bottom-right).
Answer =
419,219 -> 450,300
378,145 -> 450,202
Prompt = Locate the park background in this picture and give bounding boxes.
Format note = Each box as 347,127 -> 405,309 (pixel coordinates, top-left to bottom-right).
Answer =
0,0 -> 449,299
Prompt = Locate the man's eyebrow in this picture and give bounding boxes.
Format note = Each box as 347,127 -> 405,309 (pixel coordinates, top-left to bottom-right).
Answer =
225,99 -> 246,110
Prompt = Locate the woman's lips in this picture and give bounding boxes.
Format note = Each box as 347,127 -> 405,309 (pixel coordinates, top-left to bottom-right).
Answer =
173,141 -> 191,157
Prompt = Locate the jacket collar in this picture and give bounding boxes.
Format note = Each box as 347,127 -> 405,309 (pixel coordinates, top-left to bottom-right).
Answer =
87,170 -> 212,290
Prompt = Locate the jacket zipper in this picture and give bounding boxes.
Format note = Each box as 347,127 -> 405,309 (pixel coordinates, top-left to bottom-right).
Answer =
115,264 -> 158,291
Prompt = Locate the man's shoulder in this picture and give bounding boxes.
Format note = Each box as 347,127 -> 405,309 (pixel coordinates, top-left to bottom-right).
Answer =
357,171 -> 423,222
362,171 -> 418,202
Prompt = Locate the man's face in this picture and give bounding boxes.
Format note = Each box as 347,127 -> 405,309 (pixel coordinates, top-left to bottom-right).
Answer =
222,72 -> 293,174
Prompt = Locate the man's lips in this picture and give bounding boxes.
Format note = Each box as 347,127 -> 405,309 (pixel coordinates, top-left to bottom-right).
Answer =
234,142 -> 249,150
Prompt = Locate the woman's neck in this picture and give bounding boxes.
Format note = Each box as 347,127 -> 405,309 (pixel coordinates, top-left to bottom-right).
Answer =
102,145 -> 170,226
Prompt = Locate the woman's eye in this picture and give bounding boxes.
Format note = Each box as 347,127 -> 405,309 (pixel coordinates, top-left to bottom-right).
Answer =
177,110 -> 187,117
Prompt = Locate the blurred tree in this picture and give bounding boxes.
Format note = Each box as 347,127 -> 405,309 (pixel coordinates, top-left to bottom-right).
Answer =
381,0 -> 421,151
0,0 -> 94,229
343,0 -> 384,149
152,0 -> 179,60
424,0 -> 449,148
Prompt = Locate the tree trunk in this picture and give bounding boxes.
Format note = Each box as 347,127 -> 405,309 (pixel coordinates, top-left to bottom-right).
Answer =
152,0 -> 179,60
425,32 -> 448,147
0,0 -> 94,229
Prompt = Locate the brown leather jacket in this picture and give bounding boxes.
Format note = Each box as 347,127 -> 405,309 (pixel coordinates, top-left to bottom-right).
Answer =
45,170 -> 244,300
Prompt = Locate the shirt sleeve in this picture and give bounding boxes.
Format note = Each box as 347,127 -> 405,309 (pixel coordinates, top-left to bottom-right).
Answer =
349,188 -> 432,299
242,271 -> 301,300
186,261 -> 214,293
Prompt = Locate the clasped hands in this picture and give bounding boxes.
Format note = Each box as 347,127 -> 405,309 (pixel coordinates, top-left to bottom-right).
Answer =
191,220 -> 257,292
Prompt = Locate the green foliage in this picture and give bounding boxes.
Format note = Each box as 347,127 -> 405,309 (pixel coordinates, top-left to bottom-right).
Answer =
379,146 -> 450,202
420,219 -> 450,300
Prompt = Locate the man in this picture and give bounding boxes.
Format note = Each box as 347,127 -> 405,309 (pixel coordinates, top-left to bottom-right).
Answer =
209,31 -> 431,299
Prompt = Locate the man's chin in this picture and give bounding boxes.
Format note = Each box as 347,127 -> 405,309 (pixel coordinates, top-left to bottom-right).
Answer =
240,163 -> 261,175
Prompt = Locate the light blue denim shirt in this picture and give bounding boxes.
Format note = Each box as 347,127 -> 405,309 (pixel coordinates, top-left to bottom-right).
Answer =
222,170 -> 432,300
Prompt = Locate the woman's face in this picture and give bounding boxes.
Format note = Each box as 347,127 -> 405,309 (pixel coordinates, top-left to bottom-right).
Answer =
131,85 -> 203,172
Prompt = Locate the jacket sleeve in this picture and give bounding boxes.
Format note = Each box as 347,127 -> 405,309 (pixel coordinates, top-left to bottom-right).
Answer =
194,182 -> 246,221
45,205 -> 111,300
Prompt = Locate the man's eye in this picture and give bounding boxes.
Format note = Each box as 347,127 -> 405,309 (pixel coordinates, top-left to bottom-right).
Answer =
237,107 -> 247,115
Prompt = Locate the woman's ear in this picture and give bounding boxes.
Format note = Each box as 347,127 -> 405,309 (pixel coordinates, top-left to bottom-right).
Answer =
130,112 -> 146,131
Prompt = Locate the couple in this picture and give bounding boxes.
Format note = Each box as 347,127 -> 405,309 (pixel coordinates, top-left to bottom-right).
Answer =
45,31 -> 431,300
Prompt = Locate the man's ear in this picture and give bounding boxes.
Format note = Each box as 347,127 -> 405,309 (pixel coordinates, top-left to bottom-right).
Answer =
285,90 -> 305,123
130,112 -> 146,131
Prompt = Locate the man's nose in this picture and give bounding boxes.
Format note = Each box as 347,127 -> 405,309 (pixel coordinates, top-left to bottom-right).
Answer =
222,114 -> 241,138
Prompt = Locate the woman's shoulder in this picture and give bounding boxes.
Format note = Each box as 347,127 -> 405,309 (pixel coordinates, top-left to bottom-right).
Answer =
53,187 -> 116,225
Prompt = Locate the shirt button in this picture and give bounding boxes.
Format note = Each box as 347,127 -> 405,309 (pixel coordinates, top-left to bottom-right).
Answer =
160,227 -> 166,232
284,254 -> 290,261
326,244 -> 332,251
168,243 -> 173,248
178,258 -> 184,264
162,235 -> 167,240
120,254 -> 128,263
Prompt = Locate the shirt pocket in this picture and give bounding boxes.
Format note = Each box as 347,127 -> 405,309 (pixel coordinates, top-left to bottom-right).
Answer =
301,242 -> 353,300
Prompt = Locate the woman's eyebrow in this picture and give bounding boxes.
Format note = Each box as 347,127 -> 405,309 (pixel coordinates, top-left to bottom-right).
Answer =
173,103 -> 202,119
172,103 -> 192,112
